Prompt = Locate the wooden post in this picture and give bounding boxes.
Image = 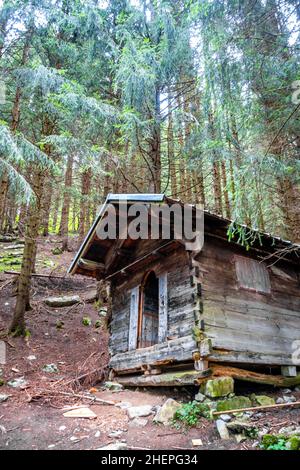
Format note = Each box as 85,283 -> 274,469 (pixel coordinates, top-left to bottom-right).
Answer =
281,366 -> 297,377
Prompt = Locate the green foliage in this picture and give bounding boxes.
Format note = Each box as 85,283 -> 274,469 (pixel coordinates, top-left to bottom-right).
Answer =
173,401 -> 211,427
82,316 -> 92,326
261,434 -> 300,451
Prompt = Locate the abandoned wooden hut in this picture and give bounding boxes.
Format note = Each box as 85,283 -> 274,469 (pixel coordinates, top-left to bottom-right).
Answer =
69,194 -> 300,387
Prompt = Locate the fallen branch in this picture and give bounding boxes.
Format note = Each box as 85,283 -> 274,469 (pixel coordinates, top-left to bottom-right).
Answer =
3,270 -> 67,279
212,400 -> 300,417
30,390 -> 115,406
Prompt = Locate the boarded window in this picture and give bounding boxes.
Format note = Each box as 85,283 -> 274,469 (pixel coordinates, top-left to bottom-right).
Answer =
235,256 -> 271,293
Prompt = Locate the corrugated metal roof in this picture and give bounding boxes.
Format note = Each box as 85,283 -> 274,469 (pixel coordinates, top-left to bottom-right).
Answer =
107,193 -> 165,202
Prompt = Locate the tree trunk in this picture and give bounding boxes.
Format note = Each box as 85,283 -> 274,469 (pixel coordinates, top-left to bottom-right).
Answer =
59,154 -> 73,251
9,170 -> 44,335
78,167 -> 92,242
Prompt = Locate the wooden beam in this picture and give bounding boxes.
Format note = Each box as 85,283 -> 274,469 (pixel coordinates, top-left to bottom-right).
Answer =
207,364 -> 300,388
116,369 -> 208,387
212,400 -> 300,417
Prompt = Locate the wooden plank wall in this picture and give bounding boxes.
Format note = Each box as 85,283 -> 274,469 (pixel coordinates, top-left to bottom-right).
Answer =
109,243 -> 198,371
197,236 -> 300,366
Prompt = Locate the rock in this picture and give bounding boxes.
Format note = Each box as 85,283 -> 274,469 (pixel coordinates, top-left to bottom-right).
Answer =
27,355 -> 37,361
276,397 -> 284,404
42,363 -> 59,373
115,401 -> 132,410
278,425 -> 300,436
52,247 -> 63,255
194,392 -> 206,402
83,289 -> 98,303
59,426 -> 66,431
216,419 -> 230,440
258,427 -> 269,438
219,414 -> 232,422
63,407 -> 97,419
97,442 -> 127,450
95,431 -> 101,437
282,388 -> 292,394
0,425 -> 7,434
128,417 -> 148,427
153,399 -> 181,425
294,386 -> 300,392
44,295 -> 80,307
216,396 -> 252,412
200,376 -> 234,398
192,439 -> 203,446
108,430 -> 123,438
104,381 -> 123,391
98,307 -> 108,317
227,420 -> 257,437
0,394 -> 9,403
252,395 -> 275,406
128,405 -> 153,419
235,434 -> 247,443
283,395 -> 296,403
7,376 -> 28,389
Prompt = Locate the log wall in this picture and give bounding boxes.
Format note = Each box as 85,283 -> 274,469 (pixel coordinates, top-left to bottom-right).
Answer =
197,236 -> 300,366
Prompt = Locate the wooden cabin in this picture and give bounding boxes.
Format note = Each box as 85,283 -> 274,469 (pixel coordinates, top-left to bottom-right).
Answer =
69,194 -> 300,387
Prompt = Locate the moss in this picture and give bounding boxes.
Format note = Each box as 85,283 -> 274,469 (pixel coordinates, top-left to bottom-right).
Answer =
52,247 -> 63,255
0,378 -> 5,386
201,376 -> 234,398
216,396 -> 252,412
56,320 -> 64,329
287,436 -> 300,450
94,320 -> 102,329
82,316 -> 92,326
251,394 -> 275,406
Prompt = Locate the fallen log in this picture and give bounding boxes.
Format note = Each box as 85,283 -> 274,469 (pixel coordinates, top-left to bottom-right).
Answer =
209,364 -> 300,387
4,270 -> 67,279
212,400 -> 300,417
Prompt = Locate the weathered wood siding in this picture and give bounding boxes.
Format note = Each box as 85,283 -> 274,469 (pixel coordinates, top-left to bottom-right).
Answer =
197,236 -> 300,366
109,244 -> 198,371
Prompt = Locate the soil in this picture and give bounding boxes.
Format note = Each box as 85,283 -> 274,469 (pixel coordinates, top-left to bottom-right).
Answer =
0,236 -> 300,450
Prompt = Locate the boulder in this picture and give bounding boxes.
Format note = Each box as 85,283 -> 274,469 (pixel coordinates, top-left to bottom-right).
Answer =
251,395 -> 275,406
44,295 -> 80,308
219,414 -> 232,422
128,417 -> 148,427
216,419 -> 230,439
216,396 -> 252,412
201,376 -> 234,398
128,405 -> 153,419
283,395 -> 296,403
194,392 -> 206,402
153,399 -> 181,425
227,420 -> 258,437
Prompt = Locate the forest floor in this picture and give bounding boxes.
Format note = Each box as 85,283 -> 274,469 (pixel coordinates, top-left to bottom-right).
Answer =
0,236 -> 300,450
